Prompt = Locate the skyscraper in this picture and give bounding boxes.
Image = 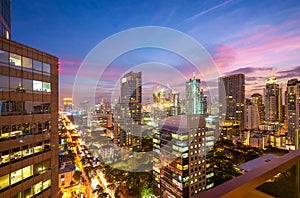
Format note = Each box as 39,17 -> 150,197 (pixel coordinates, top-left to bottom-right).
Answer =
153,115 -> 207,198
114,71 -> 142,148
285,79 -> 300,146
264,77 -> 283,122
250,93 -> 265,124
219,74 -> 245,132
0,0 -> 11,39
186,75 -> 204,115
0,37 -> 58,197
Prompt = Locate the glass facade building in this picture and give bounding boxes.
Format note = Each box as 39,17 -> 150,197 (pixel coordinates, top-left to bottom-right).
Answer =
0,37 -> 59,198
0,0 -> 11,39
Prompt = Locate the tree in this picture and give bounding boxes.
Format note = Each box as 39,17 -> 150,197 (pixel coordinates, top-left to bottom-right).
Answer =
73,170 -> 82,182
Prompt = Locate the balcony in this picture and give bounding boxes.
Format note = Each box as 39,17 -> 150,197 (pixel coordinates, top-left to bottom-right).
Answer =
195,149 -> 300,197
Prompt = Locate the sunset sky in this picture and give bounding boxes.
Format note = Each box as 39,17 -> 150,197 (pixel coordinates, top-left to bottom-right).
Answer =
12,0 -> 300,106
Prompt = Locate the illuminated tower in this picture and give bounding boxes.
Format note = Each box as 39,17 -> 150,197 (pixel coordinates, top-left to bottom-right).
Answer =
250,93 -> 265,124
264,77 -> 282,122
219,74 -> 245,131
186,75 -> 204,115
285,79 -> 300,145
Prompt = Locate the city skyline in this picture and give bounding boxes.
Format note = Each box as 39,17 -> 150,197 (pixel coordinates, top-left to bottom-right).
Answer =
11,0 -> 300,105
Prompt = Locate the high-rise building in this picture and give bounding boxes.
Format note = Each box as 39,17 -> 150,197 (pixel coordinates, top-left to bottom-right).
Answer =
285,79 -> 300,146
0,37 -> 58,197
245,102 -> 259,130
171,90 -> 180,116
63,97 -> 72,113
186,76 -> 204,115
219,74 -> 245,132
264,77 -> 283,122
250,93 -> 265,124
0,0 -> 11,39
153,115 -> 207,198
114,71 -> 142,148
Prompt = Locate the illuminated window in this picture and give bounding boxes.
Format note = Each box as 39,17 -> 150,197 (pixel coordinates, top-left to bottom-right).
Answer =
22,165 -> 33,180
22,57 -> 32,69
11,169 -> 22,184
10,53 -> 22,66
33,80 -> 43,91
33,181 -> 43,195
42,82 -> 51,92
43,179 -> 51,190
0,174 -> 9,190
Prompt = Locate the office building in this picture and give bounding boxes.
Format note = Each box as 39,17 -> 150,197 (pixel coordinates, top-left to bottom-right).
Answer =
114,72 -> 142,148
0,0 -> 10,39
245,102 -> 259,130
264,77 -> 283,122
250,93 -> 265,124
219,74 -> 245,134
285,79 -> 300,145
186,75 -> 204,115
153,115 -> 207,198
0,37 -> 59,197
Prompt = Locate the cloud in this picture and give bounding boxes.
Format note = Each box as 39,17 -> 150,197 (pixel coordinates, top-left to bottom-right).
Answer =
225,66 -> 273,76
276,65 -> 300,79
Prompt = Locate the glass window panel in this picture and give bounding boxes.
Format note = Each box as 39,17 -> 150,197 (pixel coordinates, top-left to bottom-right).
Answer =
22,57 -> 32,69
43,63 -> 50,73
33,80 -> 42,91
11,169 -> 23,184
33,181 -> 43,195
0,174 -> 9,190
23,79 -> 32,93
0,50 -> 9,64
22,165 -> 33,180
33,60 -> 42,71
10,53 -> 22,67
0,75 -> 9,90
25,101 -> 33,115
43,179 -> 51,190
42,82 -> 51,92
10,77 -> 22,91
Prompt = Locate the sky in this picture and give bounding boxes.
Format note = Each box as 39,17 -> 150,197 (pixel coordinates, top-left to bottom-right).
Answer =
12,0 -> 300,107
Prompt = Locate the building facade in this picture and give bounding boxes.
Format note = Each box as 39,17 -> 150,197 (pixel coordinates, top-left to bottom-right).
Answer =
264,77 -> 283,122
114,71 -> 142,148
186,76 -> 204,115
153,115 -> 207,198
0,38 -> 59,198
219,74 -> 245,133
250,93 -> 265,124
285,79 -> 300,146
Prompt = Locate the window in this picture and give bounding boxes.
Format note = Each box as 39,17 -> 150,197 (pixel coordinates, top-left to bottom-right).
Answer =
22,165 -> 33,180
10,53 -> 22,67
43,179 -> 51,190
11,169 -> 22,184
33,60 -> 42,71
0,75 -> 9,91
23,79 -> 33,92
10,77 -> 22,91
42,82 -> 51,92
22,57 -> 32,69
43,63 -> 50,74
0,50 -> 8,64
33,181 -> 43,195
33,80 -> 43,91
0,174 -> 9,190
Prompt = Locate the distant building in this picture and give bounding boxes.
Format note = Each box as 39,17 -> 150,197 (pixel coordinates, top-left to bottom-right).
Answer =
63,97 -> 73,112
245,102 -> 259,130
264,77 -> 283,122
186,75 -> 204,115
285,79 -> 300,146
153,115 -> 207,198
250,93 -> 265,124
219,74 -> 245,134
114,72 -> 142,148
